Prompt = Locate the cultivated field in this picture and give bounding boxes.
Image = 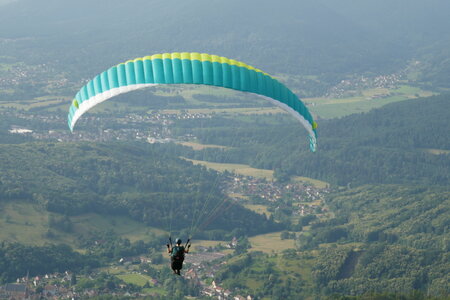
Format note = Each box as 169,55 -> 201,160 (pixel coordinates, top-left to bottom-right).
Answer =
178,141 -> 230,150
249,232 -> 296,253
306,85 -> 434,119
183,157 -> 328,188
182,158 -> 275,180
0,96 -> 70,111
243,204 -> 272,217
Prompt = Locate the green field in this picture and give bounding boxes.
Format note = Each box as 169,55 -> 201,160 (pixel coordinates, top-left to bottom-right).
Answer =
0,96 -> 70,111
155,84 -> 243,105
0,202 -> 165,246
183,157 -> 275,179
249,232 -> 296,253
0,202 -> 55,245
71,214 -> 166,242
292,176 -> 329,189
306,85 -> 434,119
116,273 -> 152,287
244,204 -> 272,217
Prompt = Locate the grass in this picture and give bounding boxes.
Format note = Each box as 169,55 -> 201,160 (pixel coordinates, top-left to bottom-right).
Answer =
116,273 -> 152,287
0,61 -> 21,71
227,193 -> 249,200
0,202 -> 54,245
101,266 -> 124,275
178,141 -> 230,150
71,214 -> 166,243
275,252 -> 317,294
142,287 -> 167,296
292,176 -> 329,189
249,232 -> 296,253
182,157 -> 275,179
0,96 -> 71,111
244,204 -> 272,217
0,202 -> 166,247
424,148 -> 450,155
245,278 -> 264,290
183,158 -> 328,188
306,85 -> 434,119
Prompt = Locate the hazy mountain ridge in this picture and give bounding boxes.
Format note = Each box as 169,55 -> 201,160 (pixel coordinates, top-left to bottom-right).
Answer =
1,0 -> 449,90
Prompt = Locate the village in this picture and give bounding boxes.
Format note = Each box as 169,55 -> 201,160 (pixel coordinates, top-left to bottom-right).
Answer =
223,174 -> 328,218
0,237 -> 255,300
0,163 -> 328,300
325,72 -> 404,99
5,109 -> 211,144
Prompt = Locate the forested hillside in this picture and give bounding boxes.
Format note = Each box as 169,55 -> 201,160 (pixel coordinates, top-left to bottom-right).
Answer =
308,184 -> 449,295
182,94 -> 450,186
0,142 -> 279,237
213,184 -> 449,298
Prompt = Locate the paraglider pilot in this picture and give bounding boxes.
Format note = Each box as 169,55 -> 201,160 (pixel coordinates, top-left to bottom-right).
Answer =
167,238 -> 190,275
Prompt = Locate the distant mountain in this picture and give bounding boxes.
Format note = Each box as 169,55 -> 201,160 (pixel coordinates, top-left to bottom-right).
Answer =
0,0 -> 449,89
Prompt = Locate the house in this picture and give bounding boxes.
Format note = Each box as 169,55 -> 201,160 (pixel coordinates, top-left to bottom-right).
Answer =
139,256 -> 152,263
185,268 -> 199,284
3,283 -> 27,299
44,284 -> 58,297
202,287 -> 215,297
226,237 -> 238,249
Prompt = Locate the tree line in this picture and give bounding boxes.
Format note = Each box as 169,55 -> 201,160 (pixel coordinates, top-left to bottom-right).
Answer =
0,141 -> 281,238
176,94 -> 450,186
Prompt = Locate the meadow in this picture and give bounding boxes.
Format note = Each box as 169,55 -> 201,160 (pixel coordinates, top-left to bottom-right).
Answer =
0,202 -> 166,247
306,85 -> 434,119
183,157 -> 328,188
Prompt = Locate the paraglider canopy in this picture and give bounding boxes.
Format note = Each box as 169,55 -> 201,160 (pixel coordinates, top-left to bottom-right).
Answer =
67,52 -> 317,151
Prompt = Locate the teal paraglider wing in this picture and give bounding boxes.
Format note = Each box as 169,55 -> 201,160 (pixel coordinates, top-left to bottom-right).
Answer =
68,52 -> 317,151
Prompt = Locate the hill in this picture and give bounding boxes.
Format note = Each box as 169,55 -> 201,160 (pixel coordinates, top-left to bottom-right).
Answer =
214,184 -> 449,298
0,0 -> 449,94
0,141 -> 280,240
180,93 -> 450,186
